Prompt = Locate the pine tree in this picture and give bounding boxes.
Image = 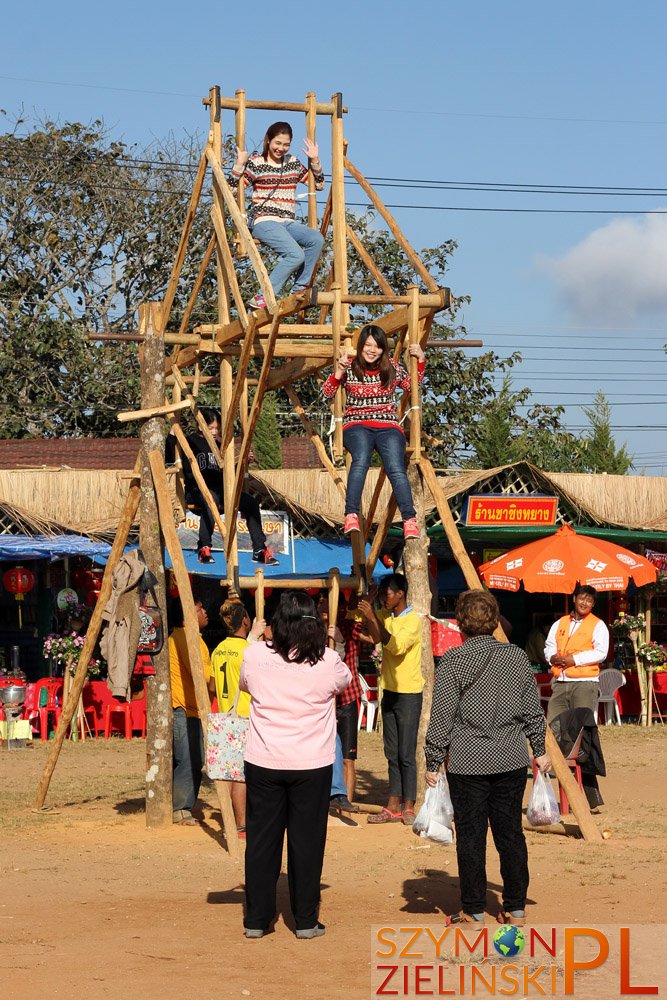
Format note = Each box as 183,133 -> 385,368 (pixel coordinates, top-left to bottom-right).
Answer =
253,392 -> 283,469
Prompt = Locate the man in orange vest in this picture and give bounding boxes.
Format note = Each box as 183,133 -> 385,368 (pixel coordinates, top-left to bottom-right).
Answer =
544,585 -> 609,723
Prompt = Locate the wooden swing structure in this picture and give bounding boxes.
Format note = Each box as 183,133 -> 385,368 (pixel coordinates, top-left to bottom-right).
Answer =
33,86 -> 603,852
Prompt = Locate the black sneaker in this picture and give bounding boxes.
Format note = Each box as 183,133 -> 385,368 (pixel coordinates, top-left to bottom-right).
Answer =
252,547 -> 279,566
329,794 -> 360,814
198,546 -> 214,564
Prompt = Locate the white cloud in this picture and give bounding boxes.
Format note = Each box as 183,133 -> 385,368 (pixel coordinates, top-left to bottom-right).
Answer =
540,212 -> 667,324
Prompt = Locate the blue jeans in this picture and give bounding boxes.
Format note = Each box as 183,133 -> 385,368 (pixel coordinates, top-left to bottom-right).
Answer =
173,707 -> 204,813
343,425 -> 416,521
252,220 -> 325,296
330,734 -> 347,797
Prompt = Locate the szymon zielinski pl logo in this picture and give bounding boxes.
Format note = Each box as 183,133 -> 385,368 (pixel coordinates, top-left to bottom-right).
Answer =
371,924 -> 665,996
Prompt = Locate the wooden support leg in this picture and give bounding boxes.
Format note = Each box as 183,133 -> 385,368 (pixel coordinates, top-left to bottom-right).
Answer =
148,449 -> 240,860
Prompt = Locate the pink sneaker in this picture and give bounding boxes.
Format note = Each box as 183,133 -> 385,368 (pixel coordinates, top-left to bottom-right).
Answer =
403,517 -> 420,540
247,294 -> 266,311
343,513 -> 360,534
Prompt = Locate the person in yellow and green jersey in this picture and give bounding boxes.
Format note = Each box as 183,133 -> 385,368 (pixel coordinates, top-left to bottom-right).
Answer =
211,601 -> 265,837
358,573 -> 424,826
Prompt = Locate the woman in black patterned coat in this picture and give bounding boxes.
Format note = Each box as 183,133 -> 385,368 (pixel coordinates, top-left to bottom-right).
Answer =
424,589 -> 551,927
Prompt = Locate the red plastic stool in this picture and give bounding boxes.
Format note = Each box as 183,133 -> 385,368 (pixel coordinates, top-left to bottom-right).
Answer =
104,700 -> 132,739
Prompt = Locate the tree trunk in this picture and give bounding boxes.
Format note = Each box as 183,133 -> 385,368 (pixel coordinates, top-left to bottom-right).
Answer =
139,302 -> 173,828
403,464 -> 433,803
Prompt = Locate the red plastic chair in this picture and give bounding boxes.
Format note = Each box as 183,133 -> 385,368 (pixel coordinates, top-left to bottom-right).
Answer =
103,699 -> 133,739
31,679 -> 64,741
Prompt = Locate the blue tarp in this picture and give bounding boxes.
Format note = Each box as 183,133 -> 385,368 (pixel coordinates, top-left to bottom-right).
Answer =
0,534 -> 112,562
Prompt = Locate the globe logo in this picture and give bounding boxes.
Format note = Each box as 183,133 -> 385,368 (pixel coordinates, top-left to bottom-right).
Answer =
493,924 -> 526,958
542,559 -> 564,574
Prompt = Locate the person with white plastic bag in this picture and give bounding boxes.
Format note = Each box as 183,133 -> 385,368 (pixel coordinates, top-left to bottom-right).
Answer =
424,590 -> 551,927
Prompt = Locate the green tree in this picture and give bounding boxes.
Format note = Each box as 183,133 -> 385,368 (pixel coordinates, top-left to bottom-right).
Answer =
578,392 -> 633,474
253,392 -> 282,469
0,116 -> 215,437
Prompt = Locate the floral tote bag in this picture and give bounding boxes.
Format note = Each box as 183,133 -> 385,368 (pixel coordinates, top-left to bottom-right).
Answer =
206,688 -> 248,782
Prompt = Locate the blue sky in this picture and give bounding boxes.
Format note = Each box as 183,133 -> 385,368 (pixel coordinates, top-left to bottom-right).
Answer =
4,0 -> 667,471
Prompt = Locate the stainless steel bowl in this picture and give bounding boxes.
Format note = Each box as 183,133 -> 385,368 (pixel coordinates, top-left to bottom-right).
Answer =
0,685 -> 26,706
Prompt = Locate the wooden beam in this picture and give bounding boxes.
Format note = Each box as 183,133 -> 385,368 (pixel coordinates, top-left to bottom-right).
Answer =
211,95 -> 343,115
285,384 -> 346,499
366,496 -> 398,578
266,355 -> 330,391
205,145 -> 277,311
171,422 -> 227,539
118,399 -> 192,423
327,568 -> 340,649
408,285 -> 422,461
237,575 -> 361,590
148,448 -> 240,858
227,311 -> 282,557
210,199 -> 250,331
313,291 -> 448,308
169,235 -> 216,371
220,314 -> 259,452
34,459 -> 142,809
330,94 -> 350,330
162,151 -> 209,324
346,224 -> 395,296
345,156 -> 439,293
305,91 -> 318,229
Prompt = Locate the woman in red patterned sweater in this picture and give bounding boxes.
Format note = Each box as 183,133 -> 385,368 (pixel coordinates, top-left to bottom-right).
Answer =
321,324 -> 425,540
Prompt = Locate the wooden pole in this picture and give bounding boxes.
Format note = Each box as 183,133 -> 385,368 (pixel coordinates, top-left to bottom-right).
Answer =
330,94 -> 350,330
254,568 -> 265,620
407,285 -> 422,461
219,314 -> 259,452
327,568 -> 340,649
366,497 -> 399,579
305,91 -> 318,229
210,200 -> 250,331
345,224 -> 395,296
137,303 -> 173,828
148,450 -> 240,859
331,282 -> 344,463
162,151 -> 209,324
34,460 -> 142,809
403,466 -> 433,804
234,88 -> 247,258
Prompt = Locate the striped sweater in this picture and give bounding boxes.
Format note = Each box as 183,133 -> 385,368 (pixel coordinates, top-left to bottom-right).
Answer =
321,357 -> 426,433
230,154 -> 325,226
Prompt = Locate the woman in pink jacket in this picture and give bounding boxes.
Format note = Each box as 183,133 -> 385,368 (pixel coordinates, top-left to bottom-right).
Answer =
239,590 -> 351,940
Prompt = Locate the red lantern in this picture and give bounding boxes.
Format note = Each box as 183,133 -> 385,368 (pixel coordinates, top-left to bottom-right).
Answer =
86,589 -> 102,608
3,565 -> 36,628
264,587 -> 273,597
306,587 -> 320,597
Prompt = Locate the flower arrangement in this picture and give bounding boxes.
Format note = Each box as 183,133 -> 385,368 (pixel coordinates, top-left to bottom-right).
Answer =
58,590 -> 91,629
42,632 -> 102,677
370,645 -> 382,672
637,642 -> 667,670
612,612 -> 646,635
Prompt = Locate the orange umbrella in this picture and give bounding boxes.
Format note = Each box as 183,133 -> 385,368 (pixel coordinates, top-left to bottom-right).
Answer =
478,523 -> 657,594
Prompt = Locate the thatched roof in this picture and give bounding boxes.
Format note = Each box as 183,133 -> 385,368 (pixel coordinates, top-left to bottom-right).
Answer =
0,498 -> 73,537
3,459 -> 667,538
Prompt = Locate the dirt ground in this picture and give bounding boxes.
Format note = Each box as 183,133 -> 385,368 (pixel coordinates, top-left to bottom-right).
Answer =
1,726 -> 666,1000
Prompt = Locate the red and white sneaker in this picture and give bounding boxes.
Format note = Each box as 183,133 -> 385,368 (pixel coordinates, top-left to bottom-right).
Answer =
198,546 -> 214,563
403,518 -> 420,540
252,547 -> 279,566
343,513 -> 361,534
247,294 -> 266,311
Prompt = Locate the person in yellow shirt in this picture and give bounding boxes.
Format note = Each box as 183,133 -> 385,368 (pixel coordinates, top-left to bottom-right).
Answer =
358,573 -> 424,825
169,597 -> 214,825
211,601 -> 265,836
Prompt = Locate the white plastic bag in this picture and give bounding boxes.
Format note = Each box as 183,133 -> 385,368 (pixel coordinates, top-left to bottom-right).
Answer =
527,770 -> 561,826
412,774 -> 454,844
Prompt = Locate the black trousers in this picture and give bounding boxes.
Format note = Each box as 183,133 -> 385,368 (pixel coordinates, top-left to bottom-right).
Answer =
448,767 -> 529,915
188,487 -> 266,553
381,690 -> 422,801
244,761 -> 332,931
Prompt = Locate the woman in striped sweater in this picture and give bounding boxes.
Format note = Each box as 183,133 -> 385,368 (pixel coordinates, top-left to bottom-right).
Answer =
230,121 -> 325,310
321,324 -> 425,540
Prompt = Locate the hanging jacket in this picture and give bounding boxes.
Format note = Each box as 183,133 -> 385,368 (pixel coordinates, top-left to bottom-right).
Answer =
100,551 -> 145,700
